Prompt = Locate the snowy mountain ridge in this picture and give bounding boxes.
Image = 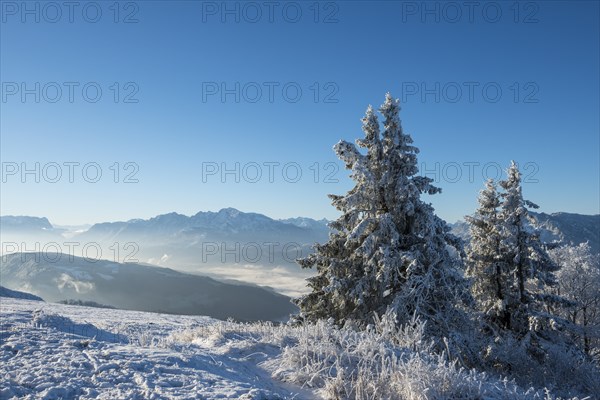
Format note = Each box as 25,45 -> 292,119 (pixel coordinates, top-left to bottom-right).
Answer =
0,215 -> 56,233
0,286 -> 44,301
81,208 -> 327,238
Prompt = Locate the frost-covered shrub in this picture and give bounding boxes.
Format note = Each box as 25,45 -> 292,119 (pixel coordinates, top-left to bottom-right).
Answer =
480,331 -> 600,398
549,243 -> 600,361
271,311 -> 560,400
165,310 -> 593,399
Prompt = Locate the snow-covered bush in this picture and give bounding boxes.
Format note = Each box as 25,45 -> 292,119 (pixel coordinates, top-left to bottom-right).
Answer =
549,242 -> 600,361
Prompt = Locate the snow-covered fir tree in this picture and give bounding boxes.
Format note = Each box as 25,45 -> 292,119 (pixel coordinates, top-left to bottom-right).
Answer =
465,179 -> 510,331
496,161 -> 565,337
467,162 -> 568,344
294,93 -> 468,337
463,163 -> 599,388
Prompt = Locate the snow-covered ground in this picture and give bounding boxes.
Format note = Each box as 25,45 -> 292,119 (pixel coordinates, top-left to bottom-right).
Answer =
1,297 -> 592,399
0,298 -> 317,399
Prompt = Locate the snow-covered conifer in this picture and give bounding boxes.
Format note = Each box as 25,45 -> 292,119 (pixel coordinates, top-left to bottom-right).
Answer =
295,93 -> 468,338
497,162 -> 565,337
465,179 -> 509,331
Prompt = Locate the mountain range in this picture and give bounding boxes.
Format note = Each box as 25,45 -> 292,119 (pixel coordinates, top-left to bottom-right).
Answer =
78,208 -> 329,243
2,208 -> 596,252
0,210 -> 330,294
1,209 -> 598,299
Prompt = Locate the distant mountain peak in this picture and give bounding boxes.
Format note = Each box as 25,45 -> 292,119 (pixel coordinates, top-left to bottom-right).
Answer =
218,207 -> 241,217
0,215 -> 55,231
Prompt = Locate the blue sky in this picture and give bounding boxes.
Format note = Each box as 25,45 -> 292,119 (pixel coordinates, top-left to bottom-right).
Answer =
1,0 -> 598,225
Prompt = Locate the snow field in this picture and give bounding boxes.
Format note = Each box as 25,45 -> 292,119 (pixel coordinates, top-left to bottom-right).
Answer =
1,298 -> 582,400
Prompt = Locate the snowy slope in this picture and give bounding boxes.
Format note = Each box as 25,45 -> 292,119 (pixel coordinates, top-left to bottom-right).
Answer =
0,297 -> 317,399
1,253 -> 297,322
533,212 -> 600,253
0,286 -> 44,301
2,298 -> 590,399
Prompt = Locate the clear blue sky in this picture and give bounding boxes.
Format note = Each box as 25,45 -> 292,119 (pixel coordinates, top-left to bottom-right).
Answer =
1,0 -> 598,225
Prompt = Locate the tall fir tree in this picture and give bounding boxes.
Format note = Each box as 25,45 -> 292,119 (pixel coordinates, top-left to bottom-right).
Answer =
468,162 -> 566,339
465,179 -> 511,331
295,93 -> 468,336
498,161 -> 563,336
